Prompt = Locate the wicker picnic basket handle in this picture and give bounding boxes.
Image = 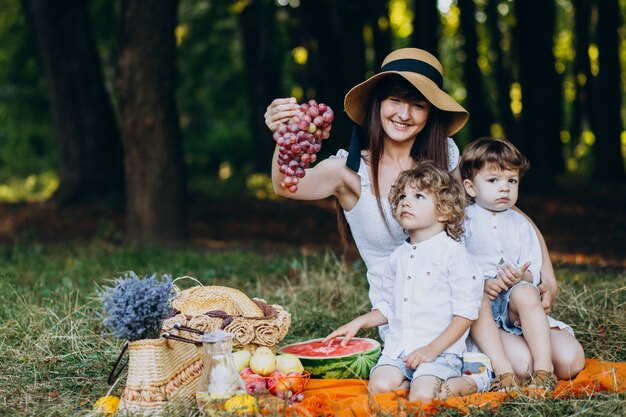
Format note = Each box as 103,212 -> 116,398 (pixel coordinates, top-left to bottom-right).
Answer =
107,341 -> 129,385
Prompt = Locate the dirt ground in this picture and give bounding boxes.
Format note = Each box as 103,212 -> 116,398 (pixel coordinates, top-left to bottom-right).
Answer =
0,184 -> 624,269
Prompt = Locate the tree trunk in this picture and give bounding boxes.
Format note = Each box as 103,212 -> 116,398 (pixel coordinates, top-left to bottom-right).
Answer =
458,0 -> 493,139
22,0 -> 124,205
485,0 -> 520,144
116,0 -> 188,242
514,0 -> 563,187
411,0 -> 439,54
592,0 -> 625,182
239,0 -> 282,172
571,0 -> 595,146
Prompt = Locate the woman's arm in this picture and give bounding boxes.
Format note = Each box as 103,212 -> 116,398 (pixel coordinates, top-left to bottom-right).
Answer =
270,146 -> 356,202
265,98 -> 360,207
511,206 -> 557,312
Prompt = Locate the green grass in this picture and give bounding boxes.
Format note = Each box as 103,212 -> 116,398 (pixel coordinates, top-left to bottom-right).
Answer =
0,239 -> 624,416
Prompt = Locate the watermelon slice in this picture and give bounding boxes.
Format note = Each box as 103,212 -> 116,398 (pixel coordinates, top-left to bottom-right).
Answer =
278,338 -> 381,380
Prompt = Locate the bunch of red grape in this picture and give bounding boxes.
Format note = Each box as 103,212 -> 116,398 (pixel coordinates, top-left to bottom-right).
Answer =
273,99 -> 334,193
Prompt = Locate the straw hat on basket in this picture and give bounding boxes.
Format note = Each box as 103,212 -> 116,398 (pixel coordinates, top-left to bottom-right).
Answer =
171,286 -> 265,317
344,48 -> 468,136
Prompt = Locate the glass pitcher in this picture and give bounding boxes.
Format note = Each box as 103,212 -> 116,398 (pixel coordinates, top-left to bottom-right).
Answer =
195,330 -> 246,416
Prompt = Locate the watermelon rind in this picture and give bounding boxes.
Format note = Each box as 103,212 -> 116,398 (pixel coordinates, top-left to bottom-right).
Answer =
278,337 -> 381,380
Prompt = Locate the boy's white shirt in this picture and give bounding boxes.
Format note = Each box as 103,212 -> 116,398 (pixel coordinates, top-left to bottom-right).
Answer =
462,204 -> 542,283
372,231 -> 484,359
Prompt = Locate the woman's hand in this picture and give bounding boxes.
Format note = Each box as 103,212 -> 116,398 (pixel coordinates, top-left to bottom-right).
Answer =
538,282 -> 555,313
264,97 -> 299,131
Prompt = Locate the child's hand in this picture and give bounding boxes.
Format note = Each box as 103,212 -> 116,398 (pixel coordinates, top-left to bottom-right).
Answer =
497,261 -> 531,287
264,97 -> 299,131
404,346 -> 437,369
323,320 -> 361,347
484,277 -> 508,300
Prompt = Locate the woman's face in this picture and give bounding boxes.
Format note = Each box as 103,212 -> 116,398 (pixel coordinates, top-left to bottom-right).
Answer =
379,96 -> 431,144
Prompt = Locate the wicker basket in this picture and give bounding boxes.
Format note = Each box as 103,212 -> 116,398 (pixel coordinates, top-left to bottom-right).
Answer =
115,284 -> 291,415
162,285 -> 291,352
117,337 -> 202,415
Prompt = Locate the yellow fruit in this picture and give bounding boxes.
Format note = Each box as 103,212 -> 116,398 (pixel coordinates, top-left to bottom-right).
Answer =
276,354 -> 304,374
250,347 -> 276,376
254,347 -> 273,356
233,349 -> 252,372
223,394 -> 259,415
93,395 -> 120,416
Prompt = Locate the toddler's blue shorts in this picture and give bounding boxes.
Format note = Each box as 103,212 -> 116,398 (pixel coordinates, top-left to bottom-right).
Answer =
491,280 -> 538,335
371,352 -> 462,384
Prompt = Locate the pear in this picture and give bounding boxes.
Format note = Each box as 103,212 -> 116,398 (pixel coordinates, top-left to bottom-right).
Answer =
232,349 -> 252,373
275,354 -> 304,374
249,347 -> 276,376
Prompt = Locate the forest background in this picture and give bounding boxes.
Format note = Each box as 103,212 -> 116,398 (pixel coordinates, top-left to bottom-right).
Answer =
0,2 -> 625,415
0,0 -> 625,249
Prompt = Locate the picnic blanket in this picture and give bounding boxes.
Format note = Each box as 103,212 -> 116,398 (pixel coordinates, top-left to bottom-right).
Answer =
297,359 -> 626,416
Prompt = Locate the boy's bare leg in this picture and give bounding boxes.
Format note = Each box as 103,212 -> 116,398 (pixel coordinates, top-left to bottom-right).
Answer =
436,376 -> 477,399
409,375 -> 442,403
508,285 -> 553,372
470,295 -> 515,375
368,365 -> 408,394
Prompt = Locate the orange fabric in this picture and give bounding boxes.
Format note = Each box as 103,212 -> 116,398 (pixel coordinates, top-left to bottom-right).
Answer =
297,359 -> 626,416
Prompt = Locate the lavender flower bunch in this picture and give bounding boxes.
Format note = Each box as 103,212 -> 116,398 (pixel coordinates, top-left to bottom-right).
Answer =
100,272 -> 175,341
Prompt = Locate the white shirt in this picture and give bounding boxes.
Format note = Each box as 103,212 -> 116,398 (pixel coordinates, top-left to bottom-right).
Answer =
463,204 -> 542,283
372,232 -> 484,359
331,139 -> 460,340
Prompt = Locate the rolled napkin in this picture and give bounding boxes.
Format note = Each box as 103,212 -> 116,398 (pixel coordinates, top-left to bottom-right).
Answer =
161,314 -> 188,333
187,315 -> 218,337
254,323 -> 280,346
224,319 -> 256,346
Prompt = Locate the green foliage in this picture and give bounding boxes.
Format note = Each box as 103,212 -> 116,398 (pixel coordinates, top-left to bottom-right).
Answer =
0,0 -> 55,182
0,170 -> 58,203
0,240 -> 624,415
1,0 -> 625,204
177,0 -> 254,179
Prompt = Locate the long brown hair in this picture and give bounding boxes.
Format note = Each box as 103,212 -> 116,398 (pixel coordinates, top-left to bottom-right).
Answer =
338,75 -> 452,246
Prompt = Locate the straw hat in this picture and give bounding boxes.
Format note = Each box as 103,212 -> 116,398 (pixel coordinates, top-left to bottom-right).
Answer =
171,285 -> 265,317
344,48 -> 469,136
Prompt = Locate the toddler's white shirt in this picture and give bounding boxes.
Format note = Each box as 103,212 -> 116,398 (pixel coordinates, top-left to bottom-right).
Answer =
373,231 -> 484,359
332,139 -> 460,341
462,204 -> 542,283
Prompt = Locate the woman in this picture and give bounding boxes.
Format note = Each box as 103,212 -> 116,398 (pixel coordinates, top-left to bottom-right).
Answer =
264,48 -> 584,389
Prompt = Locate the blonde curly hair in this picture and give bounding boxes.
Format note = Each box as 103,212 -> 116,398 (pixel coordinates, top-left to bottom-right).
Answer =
389,161 -> 467,241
